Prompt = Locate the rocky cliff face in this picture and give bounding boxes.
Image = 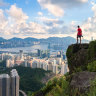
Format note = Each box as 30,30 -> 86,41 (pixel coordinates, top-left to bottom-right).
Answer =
66,41 -> 96,94
66,41 -> 96,73
66,44 -> 89,73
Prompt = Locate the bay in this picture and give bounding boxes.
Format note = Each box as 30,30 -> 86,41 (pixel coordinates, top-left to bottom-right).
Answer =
0,44 -> 48,53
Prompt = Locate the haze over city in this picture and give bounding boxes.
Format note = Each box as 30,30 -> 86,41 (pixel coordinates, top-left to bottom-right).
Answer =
0,0 -> 96,40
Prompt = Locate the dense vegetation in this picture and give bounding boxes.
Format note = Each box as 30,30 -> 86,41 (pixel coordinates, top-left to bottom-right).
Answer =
32,76 -> 69,96
32,74 -> 96,96
0,65 -> 50,95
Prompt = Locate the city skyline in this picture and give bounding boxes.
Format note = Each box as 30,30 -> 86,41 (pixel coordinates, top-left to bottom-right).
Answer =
0,0 -> 96,40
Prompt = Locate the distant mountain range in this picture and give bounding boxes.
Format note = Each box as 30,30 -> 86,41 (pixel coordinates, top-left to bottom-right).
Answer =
0,37 -> 89,49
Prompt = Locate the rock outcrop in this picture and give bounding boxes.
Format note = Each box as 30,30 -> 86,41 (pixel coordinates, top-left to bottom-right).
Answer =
70,71 -> 96,93
66,43 -> 89,73
66,41 -> 96,94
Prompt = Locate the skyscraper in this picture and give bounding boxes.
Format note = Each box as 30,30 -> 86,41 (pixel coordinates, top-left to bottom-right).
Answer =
19,50 -> 23,60
37,49 -> 41,57
10,69 -> 19,96
0,69 -> 20,96
61,64 -> 65,75
53,64 -> 58,74
0,74 -> 10,96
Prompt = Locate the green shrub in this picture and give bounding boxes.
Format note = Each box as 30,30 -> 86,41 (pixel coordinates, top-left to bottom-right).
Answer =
44,77 -> 69,96
87,60 -> 96,72
86,78 -> 96,96
88,40 -> 96,61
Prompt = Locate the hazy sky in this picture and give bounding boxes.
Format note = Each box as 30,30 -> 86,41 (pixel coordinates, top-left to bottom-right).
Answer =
0,0 -> 96,40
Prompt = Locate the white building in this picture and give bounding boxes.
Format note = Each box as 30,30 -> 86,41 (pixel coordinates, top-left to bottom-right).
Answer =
61,63 -> 69,75
6,59 -> 15,68
53,64 -> 58,74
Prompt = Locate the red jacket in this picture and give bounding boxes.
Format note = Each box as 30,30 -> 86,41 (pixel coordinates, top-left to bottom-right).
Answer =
77,28 -> 82,36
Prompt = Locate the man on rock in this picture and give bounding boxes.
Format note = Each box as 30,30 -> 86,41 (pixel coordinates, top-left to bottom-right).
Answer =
77,25 -> 82,44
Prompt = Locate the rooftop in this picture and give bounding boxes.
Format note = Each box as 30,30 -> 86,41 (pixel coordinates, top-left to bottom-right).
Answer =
11,69 -> 19,77
0,74 -> 10,79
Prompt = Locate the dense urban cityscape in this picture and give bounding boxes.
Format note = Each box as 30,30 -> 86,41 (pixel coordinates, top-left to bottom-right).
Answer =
0,43 -> 69,96
1,49 -> 69,75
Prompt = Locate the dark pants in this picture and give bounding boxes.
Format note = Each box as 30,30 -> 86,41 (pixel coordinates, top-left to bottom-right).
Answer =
77,35 -> 82,44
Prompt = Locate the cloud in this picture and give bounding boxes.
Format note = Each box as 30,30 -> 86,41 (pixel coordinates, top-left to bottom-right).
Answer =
81,2 -> 96,40
36,16 -> 64,27
7,4 -> 28,24
0,4 -> 48,38
0,6 -> 73,39
35,16 -> 76,37
38,0 -> 88,17
38,12 -> 43,16
92,2 -> 96,16
0,5 -> 83,39
47,22 -> 76,35
0,9 -> 7,29
0,0 -> 9,7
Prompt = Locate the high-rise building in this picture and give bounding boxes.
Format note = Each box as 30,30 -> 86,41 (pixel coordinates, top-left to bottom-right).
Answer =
10,69 -> 19,96
6,59 -> 15,68
0,74 -> 10,96
53,64 -> 58,74
32,61 -> 38,68
37,49 -> 50,58
24,60 -> 28,67
1,53 -> 4,60
48,63 -> 53,71
61,64 -> 65,75
0,69 -> 20,96
56,58 -> 62,65
57,51 -> 62,58
37,49 -> 42,57
6,59 -> 10,68
63,55 -> 66,60
19,50 -> 23,60
61,64 -> 69,75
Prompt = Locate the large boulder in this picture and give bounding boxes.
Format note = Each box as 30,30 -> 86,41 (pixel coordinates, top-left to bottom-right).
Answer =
66,44 -> 89,73
70,71 -> 96,93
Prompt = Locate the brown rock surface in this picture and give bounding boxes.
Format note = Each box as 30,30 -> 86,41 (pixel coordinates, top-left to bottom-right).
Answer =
70,71 -> 96,92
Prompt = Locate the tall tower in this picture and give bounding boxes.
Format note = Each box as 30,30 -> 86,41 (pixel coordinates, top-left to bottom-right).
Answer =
53,65 -> 58,74
61,64 -> 66,75
0,74 -> 10,96
37,49 -> 42,57
10,69 -> 19,96
19,50 -> 23,60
